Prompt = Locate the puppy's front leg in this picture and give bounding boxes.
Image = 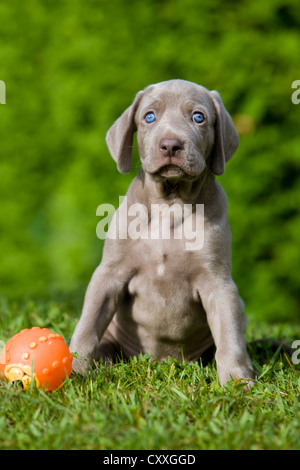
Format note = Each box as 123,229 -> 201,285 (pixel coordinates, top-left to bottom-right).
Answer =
200,277 -> 254,386
70,264 -> 126,373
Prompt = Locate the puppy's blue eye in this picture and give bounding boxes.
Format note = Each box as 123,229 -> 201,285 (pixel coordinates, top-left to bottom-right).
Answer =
145,112 -> 156,123
192,112 -> 205,124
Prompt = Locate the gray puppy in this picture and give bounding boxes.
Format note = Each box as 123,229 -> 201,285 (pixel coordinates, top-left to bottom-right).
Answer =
70,79 -> 255,385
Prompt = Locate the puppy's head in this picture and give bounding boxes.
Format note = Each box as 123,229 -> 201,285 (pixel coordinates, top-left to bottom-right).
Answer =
106,79 -> 239,179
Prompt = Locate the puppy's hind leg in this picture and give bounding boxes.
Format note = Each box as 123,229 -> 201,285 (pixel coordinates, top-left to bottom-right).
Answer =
96,329 -> 125,367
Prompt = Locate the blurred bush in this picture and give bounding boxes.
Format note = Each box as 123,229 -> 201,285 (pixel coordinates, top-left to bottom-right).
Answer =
0,0 -> 299,322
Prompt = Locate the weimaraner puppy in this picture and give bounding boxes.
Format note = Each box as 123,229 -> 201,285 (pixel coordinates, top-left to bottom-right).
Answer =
70,79 -> 255,385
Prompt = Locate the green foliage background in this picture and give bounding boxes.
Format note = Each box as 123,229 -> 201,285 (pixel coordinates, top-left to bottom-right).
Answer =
0,0 -> 299,323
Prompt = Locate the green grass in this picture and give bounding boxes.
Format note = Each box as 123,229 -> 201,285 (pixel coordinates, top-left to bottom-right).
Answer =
0,296 -> 299,450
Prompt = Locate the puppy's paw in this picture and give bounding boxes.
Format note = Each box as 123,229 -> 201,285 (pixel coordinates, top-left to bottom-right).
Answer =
71,353 -> 92,375
218,366 -> 255,388
216,353 -> 255,388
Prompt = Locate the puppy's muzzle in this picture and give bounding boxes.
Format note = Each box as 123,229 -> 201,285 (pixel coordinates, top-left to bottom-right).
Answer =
156,138 -> 187,179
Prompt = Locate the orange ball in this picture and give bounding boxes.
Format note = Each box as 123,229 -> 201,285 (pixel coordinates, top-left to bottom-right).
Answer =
0,327 -> 73,391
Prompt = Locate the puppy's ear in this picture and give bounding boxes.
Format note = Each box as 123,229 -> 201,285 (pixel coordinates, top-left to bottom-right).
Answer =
209,90 -> 240,176
105,91 -> 144,174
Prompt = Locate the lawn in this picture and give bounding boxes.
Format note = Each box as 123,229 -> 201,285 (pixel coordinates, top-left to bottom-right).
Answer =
0,296 -> 299,450
1,0 -> 300,454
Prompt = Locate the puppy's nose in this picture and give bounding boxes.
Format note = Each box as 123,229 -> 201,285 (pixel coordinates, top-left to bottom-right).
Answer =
159,138 -> 184,157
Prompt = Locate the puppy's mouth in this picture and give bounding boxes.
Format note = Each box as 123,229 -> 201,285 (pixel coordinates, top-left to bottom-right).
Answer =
154,164 -> 196,181
156,164 -> 186,179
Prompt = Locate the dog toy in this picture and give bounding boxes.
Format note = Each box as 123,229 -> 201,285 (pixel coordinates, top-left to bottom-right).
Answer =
0,327 -> 73,391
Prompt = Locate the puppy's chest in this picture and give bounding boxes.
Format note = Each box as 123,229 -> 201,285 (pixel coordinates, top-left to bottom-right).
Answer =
127,240 -> 200,304
124,245 -> 203,342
